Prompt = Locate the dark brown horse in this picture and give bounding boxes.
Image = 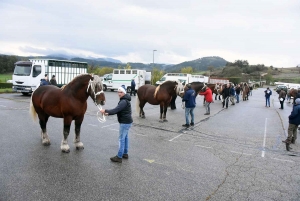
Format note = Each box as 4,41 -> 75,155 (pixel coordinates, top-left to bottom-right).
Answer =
136,81 -> 184,122
29,74 -> 105,153
288,88 -> 299,104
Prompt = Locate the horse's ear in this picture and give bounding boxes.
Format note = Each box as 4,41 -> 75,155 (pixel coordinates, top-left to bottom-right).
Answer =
90,74 -> 94,81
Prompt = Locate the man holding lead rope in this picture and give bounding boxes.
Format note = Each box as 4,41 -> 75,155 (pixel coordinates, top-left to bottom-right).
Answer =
100,86 -> 133,163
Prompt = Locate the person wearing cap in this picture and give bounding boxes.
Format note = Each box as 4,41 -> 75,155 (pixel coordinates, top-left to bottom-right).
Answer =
199,85 -> 213,115
100,86 -> 133,163
282,98 -> 300,146
50,75 -> 57,86
182,84 -> 196,127
264,87 -> 272,107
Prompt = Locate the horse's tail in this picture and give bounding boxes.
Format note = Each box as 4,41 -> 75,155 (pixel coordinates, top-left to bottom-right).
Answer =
136,95 -> 140,115
29,92 -> 37,122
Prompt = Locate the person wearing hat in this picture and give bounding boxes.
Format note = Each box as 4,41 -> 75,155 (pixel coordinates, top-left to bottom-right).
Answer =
50,75 -> 57,86
264,87 -> 272,107
282,98 -> 300,147
199,85 -> 213,115
100,86 -> 133,163
221,83 -> 230,109
182,84 -> 196,127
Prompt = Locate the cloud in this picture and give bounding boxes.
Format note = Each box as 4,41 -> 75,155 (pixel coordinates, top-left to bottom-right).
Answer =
0,0 -> 299,67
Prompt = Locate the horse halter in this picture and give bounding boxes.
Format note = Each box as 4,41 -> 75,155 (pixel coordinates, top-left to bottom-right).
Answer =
86,77 -> 106,123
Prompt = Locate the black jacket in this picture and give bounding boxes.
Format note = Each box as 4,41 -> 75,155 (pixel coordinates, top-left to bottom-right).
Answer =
105,94 -> 133,124
222,87 -> 230,98
50,79 -> 57,86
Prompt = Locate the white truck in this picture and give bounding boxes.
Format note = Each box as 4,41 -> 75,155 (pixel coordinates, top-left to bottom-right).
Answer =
12,59 -> 88,95
155,73 -> 209,85
208,78 -> 230,84
102,69 -> 151,93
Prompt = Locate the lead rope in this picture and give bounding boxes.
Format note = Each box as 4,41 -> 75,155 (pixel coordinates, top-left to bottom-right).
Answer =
87,79 -> 106,123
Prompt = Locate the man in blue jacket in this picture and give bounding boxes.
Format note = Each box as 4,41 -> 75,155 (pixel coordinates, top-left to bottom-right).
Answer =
283,98 -> 300,147
182,84 -> 196,128
130,79 -> 136,96
40,74 -> 50,86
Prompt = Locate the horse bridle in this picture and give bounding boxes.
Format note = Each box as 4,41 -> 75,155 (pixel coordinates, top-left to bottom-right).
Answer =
87,78 -> 106,123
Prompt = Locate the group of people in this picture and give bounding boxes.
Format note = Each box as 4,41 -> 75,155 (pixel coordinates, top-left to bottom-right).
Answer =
264,87 -> 287,109
40,74 -> 57,86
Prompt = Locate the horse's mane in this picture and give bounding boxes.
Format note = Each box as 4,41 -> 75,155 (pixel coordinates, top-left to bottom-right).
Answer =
63,74 -> 91,89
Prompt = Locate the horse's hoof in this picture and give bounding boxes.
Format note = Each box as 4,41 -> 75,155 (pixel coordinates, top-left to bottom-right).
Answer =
141,116 -> 145,119
163,119 -> 168,122
159,120 -> 164,123
62,149 -> 70,153
42,140 -> 51,146
76,147 -> 84,150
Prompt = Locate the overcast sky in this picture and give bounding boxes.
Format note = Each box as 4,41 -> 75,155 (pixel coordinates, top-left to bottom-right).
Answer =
0,0 -> 299,67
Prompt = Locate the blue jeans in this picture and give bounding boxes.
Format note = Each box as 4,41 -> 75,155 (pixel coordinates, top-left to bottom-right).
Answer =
117,123 -> 132,158
265,97 -> 270,107
185,107 -> 195,124
236,94 -> 240,103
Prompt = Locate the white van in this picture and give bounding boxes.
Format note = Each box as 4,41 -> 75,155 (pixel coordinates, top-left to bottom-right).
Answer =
156,73 -> 208,85
102,69 -> 151,92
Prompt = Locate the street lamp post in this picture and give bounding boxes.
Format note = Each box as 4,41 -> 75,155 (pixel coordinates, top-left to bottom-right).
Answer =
153,50 -> 157,68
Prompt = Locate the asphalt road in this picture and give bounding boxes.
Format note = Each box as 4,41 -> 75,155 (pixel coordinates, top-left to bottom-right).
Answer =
0,87 -> 299,201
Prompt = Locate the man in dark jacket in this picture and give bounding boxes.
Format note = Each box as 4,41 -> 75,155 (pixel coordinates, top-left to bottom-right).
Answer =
50,75 -> 57,86
283,98 -> 300,147
278,89 -> 286,109
40,74 -> 50,86
235,84 -> 241,103
222,83 -> 230,109
182,84 -> 196,127
264,87 -> 272,107
100,86 -> 133,163
130,79 -> 136,96
229,84 -> 235,105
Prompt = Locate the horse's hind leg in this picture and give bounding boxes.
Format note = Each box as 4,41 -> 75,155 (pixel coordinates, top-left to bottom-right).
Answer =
163,104 -> 168,122
139,101 -> 146,118
74,119 -> 84,150
61,117 -> 72,153
39,115 -> 50,146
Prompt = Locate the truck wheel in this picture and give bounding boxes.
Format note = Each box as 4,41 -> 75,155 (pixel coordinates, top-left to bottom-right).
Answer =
22,92 -> 29,96
127,87 -> 131,93
103,85 -> 107,91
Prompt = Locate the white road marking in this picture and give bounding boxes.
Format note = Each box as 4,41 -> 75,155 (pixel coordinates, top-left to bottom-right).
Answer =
101,123 -> 118,128
230,151 -> 252,156
88,124 -> 97,127
0,105 -> 7,107
169,134 -> 183,142
272,158 -> 294,163
136,134 -> 147,136
195,145 -> 212,149
262,118 -> 267,157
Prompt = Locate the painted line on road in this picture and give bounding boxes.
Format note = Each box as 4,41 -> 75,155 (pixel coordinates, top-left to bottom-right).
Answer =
169,134 -> 183,142
101,123 -> 118,128
230,151 -> 252,156
0,105 -> 7,107
272,158 -> 294,163
195,145 -> 212,149
88,123 -> 97,126
262,118 -> 267,157
136,134 -> 147,136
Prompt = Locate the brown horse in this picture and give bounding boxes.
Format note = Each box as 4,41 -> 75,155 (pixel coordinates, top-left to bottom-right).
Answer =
136,81 -> 184,122
288,88 -> 299,104
29,74 -> 105,153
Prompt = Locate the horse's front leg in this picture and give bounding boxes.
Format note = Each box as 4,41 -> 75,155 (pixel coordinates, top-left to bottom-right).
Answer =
39,115 -> 50,146
61,118 -> 72,153
74,119 -> 84,150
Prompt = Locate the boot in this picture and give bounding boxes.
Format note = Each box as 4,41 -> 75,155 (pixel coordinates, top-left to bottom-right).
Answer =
291,137 -> 295,144
110,155 -> 122,163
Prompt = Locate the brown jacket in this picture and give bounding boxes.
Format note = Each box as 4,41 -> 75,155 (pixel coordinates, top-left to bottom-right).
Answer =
279,90 -> 287,99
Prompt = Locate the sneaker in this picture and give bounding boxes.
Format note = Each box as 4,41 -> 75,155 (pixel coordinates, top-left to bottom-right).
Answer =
190,122 -> 194,126
123,154 -> 129,159
182,124 -> 190,128
110,155 -> 122,163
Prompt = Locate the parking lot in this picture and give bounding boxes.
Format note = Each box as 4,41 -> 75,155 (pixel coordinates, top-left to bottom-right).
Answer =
0,88 -> 299,201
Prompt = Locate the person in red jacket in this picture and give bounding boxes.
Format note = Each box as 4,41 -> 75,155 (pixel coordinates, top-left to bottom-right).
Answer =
199,86 -> 213,115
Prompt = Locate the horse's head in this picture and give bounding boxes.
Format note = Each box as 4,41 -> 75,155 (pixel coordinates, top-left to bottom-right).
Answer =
176,81 -> 185,96
87,75 -> 106,106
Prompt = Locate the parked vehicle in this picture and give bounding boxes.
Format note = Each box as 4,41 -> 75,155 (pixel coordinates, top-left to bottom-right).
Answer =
12,59 -> 87,95
100,73 -> 112,81
155,73 -> 209,86
102,69 -> 151,93
208,78 -> 230,84
274,85 -> 288,93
